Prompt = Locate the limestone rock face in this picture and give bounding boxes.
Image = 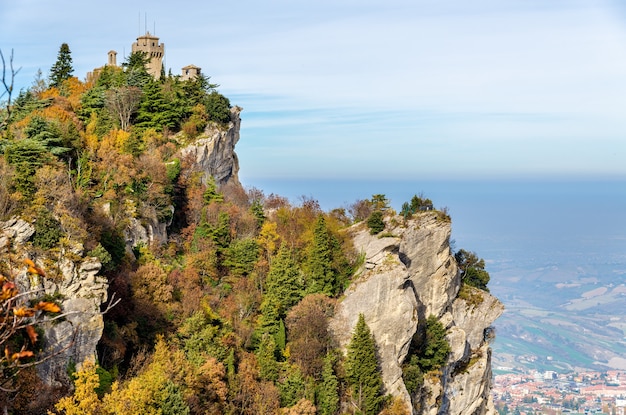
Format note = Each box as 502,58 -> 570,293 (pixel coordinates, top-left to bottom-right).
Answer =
437,345 -> 496,415
450,289 -> 504,351
330,212 -> 504,415
180,106 -> 243,188
330,229 -> 417,404
0,218 -> 108,386
37,254 -> 108,385
0,217 -> 35,248
399,214 -> 460,319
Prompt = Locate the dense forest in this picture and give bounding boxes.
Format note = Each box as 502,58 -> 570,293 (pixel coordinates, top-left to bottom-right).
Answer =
0,44 -> 490,415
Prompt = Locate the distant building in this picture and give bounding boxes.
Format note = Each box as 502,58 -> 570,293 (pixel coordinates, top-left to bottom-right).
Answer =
91,32 -> 201,83
131,31 -> 164,78
107,50 -> 117,67
181,64 -> 201,81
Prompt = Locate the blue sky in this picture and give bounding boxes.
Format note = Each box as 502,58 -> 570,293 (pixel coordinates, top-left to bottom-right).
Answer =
2,0 -> 626,182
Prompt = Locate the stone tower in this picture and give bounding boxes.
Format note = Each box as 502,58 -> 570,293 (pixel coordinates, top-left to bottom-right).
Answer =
181,64 -> 201,81
131,31 -> 164,79
107,50 -> 117,67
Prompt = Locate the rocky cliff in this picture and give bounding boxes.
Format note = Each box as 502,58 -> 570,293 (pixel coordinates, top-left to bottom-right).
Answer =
180,106 -> 243,188
122,106 -> 243,251
330,211 -> 504,415
0,217 -> 108,386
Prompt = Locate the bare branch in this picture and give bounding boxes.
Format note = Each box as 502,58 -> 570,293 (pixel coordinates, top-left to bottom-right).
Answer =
0,48 -> 22,132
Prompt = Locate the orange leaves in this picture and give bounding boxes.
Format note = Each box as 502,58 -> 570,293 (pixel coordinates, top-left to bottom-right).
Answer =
13,307 -> 35,318
12,350 -> 34,360
4,347 -> 34,363
33,301 -> 61,313
26,325 -> 38,344
24,258 -> 46,277
0,281 -> 18,301
11,302 -> 60,319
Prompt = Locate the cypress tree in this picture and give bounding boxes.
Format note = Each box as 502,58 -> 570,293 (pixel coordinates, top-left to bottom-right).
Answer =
49,43 -> 74,87
345,314 -> 384,415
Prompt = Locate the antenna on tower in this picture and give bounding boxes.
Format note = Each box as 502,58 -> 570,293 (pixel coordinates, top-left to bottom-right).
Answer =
144,12 -> 147,34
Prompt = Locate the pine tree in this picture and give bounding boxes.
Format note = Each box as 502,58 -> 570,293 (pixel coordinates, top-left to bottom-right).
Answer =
264,244 -> 304,316
160,381 -> 190,415
317,353 -> 339,415
258,244 -> 304,339
417,315 -> 451,372
49,43 -> 73,87
305,215 -> 335,295
256,334 -> 279,382
345,314 -> 384,415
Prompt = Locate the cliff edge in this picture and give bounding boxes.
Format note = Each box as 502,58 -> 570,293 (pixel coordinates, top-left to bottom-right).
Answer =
330,211 -> 504,415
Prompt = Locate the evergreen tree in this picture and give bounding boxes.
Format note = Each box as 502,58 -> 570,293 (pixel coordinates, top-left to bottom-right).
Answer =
224,238 -> 259,277
123,51 -> 152,88
204,91 -> 231,124
257,334 -> 279,381
417,315 -> 451,372
24,115 -> 70,157
265,244 -> 304,315
258,244 -> 303,336
317,353 -> 339,415
49,43 -> 73,87
250,199 -> 266,229
160,381 -> 190,415
203,176 -> 224,204
279,366 -> 307,408
366,210 -> 385,235
4,138 -> 49,195
345,314 -> 384,415
454,249 -> 490,291
305,215 -> 336,296
135,79 -> 177,130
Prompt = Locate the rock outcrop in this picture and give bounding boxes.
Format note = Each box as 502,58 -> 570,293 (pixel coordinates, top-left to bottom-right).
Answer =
180,106 -> 243,188
0,218 -> 108,386
329,212 -> 504,415
108,106 -> 242,253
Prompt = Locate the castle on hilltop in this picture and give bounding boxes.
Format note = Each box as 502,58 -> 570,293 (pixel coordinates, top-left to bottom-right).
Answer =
131,31 -> 164,78
99,31 -> 201,81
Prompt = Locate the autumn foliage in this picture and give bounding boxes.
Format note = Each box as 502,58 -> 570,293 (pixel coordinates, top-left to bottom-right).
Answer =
0,44 -> 413,415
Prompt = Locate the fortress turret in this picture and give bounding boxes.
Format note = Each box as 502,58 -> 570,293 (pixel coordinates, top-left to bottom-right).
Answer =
181,64 -> 201,81
131,31 -> 164,79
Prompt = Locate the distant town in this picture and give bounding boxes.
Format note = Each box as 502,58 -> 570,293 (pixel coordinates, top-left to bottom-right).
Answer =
493,369 -> 626,414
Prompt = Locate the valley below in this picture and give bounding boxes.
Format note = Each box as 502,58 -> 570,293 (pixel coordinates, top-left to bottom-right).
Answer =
489,257 -> 626,373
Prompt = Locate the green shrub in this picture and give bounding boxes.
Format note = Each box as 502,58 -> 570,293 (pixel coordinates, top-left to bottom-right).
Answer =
205,92 -> 231,124
33,208 -> 63,249
87,243 -> 113,272
366,211 -> 385,235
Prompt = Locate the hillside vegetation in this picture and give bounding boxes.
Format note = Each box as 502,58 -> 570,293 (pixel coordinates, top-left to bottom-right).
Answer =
0,44 -> 493,414
0,45 -> 404,415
